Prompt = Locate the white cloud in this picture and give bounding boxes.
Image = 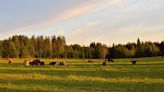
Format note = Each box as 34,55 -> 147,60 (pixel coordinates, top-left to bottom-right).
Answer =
5,0 -> 113,35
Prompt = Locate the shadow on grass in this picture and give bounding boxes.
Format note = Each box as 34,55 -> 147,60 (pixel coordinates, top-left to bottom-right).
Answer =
109,63 -> 164,68
0,68 -> 164,79
0,88 -> 49,92
0,79 -> 164,92
0,63 -> 164,79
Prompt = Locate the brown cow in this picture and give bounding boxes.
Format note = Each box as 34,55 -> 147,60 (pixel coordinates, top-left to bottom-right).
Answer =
7,58 -> 13,64
29,59 -> 44,66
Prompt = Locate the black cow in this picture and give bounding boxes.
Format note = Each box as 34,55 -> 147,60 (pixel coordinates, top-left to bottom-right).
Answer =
102,59 -> 108,66
41,62 -> 44,65
132,60 -> 137,65
49,61 -> 57,65
102,62 -> 107,66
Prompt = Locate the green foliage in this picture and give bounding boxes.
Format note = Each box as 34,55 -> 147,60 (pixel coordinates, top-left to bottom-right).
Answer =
136,42 -> 160,57
0,35 -> 163,59
0,41 -> 2,57
2,40 -> 19,58
160,41 -> 164,56
111,45 -> 131,58
90,42 -> 108,59
145,42 -> 160,57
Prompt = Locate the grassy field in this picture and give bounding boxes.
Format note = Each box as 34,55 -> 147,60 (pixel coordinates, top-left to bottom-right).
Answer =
0,57 -> 164,92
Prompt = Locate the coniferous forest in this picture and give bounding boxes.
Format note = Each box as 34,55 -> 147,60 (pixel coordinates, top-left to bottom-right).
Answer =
0,35 -> 163,59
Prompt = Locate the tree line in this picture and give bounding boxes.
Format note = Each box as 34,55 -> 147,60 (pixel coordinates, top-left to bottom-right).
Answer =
0,35 -> 163,59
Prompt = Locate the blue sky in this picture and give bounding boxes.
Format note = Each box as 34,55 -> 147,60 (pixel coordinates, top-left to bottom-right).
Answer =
0,0 -> 164,45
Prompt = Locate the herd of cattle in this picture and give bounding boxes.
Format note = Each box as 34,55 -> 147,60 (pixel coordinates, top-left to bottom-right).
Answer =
23,59 -> 67,66
5,58 -> 137,66
6,58 -> 67,66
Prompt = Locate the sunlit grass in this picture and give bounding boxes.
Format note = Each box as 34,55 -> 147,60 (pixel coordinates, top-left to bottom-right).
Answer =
0,57 -> 164,92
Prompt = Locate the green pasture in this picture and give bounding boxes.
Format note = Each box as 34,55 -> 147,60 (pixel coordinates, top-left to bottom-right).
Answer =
0,57 -> 163,92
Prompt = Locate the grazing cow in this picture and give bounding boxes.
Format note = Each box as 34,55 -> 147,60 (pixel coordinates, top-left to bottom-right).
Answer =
102,59 -> 108,66
102,62 -> 107,66
102,62 -> 106,65
88,60 -> 94,63
40,61 -> 44,65
49,61 -> 57,65
132,60 -> 137,65
29,62 -> 35,66
29,59 -> 44,66
59,61 -> 67,65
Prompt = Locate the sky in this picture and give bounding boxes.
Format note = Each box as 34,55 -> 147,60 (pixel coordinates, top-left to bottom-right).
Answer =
0,0 -> 164,46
